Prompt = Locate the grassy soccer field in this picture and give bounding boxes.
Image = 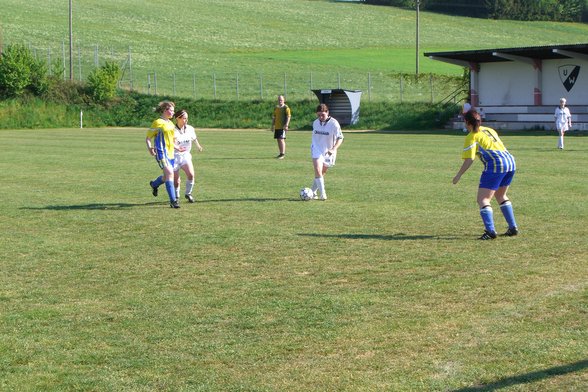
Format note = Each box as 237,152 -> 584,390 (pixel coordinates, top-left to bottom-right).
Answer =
0,127 -> 586,391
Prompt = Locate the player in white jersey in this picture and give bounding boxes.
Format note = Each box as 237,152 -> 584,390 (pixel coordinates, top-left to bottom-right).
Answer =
554,97 -> 572,149
173,110 -> 203,203
309,103 -> 344,200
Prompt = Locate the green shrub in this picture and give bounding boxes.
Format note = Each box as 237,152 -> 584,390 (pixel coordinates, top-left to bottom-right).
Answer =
87,61 -> 122,102
0,44 -> 48,98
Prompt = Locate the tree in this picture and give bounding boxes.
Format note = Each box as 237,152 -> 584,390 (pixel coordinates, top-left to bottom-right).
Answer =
0,44 -> 48,98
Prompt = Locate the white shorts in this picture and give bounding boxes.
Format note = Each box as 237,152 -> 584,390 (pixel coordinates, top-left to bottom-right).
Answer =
314,152 -> 336,168
173,152 -> 192,172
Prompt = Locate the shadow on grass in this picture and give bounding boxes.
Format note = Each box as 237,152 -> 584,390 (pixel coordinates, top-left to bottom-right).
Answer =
22,198 -> 297,210
452,359 -> 588,391
198,197 -> 295,203
21,202 -> 161,210
298,233 -> 458,240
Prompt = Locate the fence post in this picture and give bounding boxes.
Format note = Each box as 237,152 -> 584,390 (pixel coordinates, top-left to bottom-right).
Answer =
47,48 -> 52,76
236,73 -> 239,100
337,73 -> 341,89
400,74 -> 403,103
78,46 -> 82,81
430,73 -> 434,103
147,73 -> 151,95
368,72 -> 371,102
154,72 -> 157,95
193,73 -> 196,99
128,46 -> 133,90
62,40 -> 66,80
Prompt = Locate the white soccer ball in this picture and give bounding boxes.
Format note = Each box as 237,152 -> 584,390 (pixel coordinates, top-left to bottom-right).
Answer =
299,187 -> 314,201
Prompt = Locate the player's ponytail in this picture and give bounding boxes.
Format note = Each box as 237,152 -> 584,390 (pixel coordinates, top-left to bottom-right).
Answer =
464,109 -> 482,132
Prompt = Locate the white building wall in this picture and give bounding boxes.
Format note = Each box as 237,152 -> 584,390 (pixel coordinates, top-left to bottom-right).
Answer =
478,62 -> 534,106
542,59 -> 588,105
477,58 -> 588,106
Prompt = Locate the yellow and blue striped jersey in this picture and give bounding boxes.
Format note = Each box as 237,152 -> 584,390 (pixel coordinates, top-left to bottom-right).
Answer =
462,126 -> 516,173
147,118 -> 176,160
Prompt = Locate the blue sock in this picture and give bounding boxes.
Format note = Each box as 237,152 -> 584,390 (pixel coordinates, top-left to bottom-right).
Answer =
165,180 -> 176,202
151,175 -> 164,188
480,205 -> 496,233
500,200 -> 517,229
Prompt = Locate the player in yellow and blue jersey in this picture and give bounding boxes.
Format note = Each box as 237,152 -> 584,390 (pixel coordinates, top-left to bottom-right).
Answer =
452,109 -> 518,240
146,101 -> 180,208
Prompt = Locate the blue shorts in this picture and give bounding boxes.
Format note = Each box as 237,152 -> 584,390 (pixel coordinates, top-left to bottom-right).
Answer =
479,170 -> 515,190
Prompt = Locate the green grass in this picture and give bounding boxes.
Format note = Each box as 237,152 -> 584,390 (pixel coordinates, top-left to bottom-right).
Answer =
2,0 -> 588,99
0,127 -> 586,390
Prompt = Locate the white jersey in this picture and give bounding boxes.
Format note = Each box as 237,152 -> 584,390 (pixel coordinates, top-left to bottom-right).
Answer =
554,106 -> 571,130
311,116 -> 343,165
175,124 -> 197,155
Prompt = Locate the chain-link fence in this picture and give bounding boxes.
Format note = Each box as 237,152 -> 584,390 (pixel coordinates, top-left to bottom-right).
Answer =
21,41 -> 466,104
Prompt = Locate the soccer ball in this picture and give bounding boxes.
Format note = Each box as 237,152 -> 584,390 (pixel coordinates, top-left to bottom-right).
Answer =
299,187 -> 314,201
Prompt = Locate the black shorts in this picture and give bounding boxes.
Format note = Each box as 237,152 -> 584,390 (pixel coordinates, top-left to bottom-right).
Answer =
274,129 -> 286,139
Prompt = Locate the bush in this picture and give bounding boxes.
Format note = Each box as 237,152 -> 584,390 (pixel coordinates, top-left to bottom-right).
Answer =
0,44 -> 48,98
87,61 -> 122,102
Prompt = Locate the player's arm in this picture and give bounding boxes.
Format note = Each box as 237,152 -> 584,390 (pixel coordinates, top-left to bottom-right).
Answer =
452,158 -> 474,184
284,108 -> 291,130
193,136 -> 203,152
327,137 -> 343,156
145,136 -> 155,156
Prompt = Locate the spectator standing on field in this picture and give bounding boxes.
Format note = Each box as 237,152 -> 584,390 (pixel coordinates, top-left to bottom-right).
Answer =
173,109 -> 203,204
554,98 -> 572,149
146,101 -> 180,208
452,109 -> 518,240
271,95 -> 291,159
309,103 -> 344,201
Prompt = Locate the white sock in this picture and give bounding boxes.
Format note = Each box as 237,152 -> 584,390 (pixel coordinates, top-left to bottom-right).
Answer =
318,177 -> 326,198
175,186 -> 180,198
185,180 -> 195,195
311,178 -> 319,193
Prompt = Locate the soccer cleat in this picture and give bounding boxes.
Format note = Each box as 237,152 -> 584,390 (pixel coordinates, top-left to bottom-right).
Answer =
276,153 -> 285,159
319,194 -> 327,201
502,227 -> 519,237
185,194 -> 195,203
150,181 -> 158,197
479,230 -> 497,240
170,200 -> 180,209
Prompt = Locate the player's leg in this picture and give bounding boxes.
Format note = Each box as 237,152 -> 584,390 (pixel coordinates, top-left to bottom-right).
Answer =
312,157 -> 327,200
183,161 -> 196,203
495,172 -> 518,236
174,169 -> 181,199
162,164 -> 179,207
275,130 -> 285,159
150,175 -> 163,197
477,187 -> 497,239
277,138 -> 285,157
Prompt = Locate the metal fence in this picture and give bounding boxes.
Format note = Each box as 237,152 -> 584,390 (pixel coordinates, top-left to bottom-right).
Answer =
22,41 -> 465,103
